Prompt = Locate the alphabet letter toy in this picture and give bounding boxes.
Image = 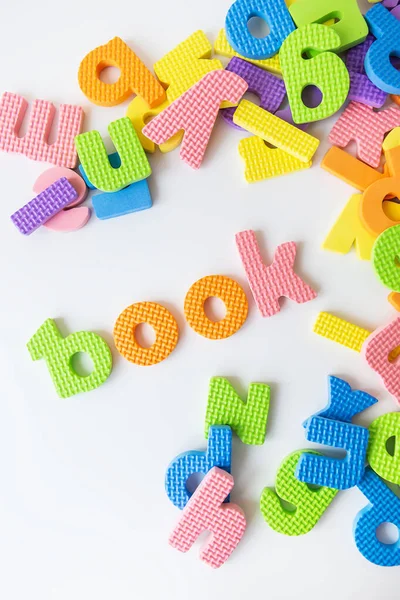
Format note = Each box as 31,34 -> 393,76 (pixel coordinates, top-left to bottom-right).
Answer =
372,224 -> 400,291
78,36 -> 165,107
169,467 -> 246,568
165,426 -> 232,509
75,117 -> 151,192
236,230 -> 317,317
346,35 -> 387,108
205,377 -> 270,445
279,25 -> 350,124
27,319 -> 112,398
11,178 -> 78,236
362,317 -> 400,404
260,450 -> 338,535
368,412 -> 400,485
354,467 -> 400,566
143,71 -> 248,169
365,3 -> 400,94
0,92 -> 83,168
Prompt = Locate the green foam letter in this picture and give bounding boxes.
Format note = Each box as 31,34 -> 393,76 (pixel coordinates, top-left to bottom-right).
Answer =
75,116 -> 151,192
27,318 -> 112,398
289,0 -> 367,53
260,450 -> 338,535
372,224 -> 400,292
205,376 -> 270,445
279,24 -> 350,124
368,413 -> 400,485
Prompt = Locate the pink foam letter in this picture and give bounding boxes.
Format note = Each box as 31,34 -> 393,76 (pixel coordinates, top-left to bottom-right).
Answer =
329,101 -> 400,168
0,92 -> 84,168
236,230 -> 317,318
142,71 -> 248,169
363,317 -> 400,403
169,467 -> 246,568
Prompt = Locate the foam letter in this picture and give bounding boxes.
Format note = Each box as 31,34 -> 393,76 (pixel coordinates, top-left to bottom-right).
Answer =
78,37 -> 165,107
329,102 -> 400,168
225,0 -> 295,60
165,426 -> 232,509
169,467 -> 246,568
289,0 -> 368,53
368,413 -> 400,484
322,194 -> 376,260
260,450 -> 338,535
184,276 -> 249,339
142,71 -> 248,169
27,319 -> 112,398
316,376 -> 377,423
372,224 -> 400,291
354,467 -> 400,566
365,4 -> 400,94
279,25 -> 350,124
236,229 -> 317,317
296,416 -> 369,490
0,92 -> 83,168
205,377 -> 270,445
113,302 -> 179,366
75,117 -> 151,192
154,31 -> 223,103
363,317 -> 400,403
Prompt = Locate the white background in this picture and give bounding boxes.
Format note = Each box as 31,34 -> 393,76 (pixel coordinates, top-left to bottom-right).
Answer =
1,0 -> 399,598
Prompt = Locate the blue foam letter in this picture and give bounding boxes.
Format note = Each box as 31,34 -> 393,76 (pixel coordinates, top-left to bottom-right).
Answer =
225,0 -> 295,60
354,468 -> 400,566
165,426 -> 232,509
365,4 -> 400,94
296,416 -> 369,490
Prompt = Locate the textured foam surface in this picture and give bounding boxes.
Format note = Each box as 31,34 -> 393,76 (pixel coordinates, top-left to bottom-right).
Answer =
362,317 -> 400,403
233,100 -> 319,163
346,35 -> 387,107
236,230 -> 317,317
220,58 -> 286,129
238,136 -> 312,183
169,467 -> 246,568
75,117 -> 151,192
372,224 -> 400,291
289,0 -> 368,53
316,376 -> 377,423
365,4 -> 400,94
329,102 -> 400,168
260,450 -> 338,536
213,29 -> 281,74
78,36 -> 165,107
33,167 -> 89,232
79,151 -> 120,189
321,147 -> 385,192
27,318 -> 112,398
313,312 -> 371,352
154,31 -> 223,103
296,416 -> 369,490
92,180 -> 152,220
279,24 -> 350,124
322,193 -> 376,260
0,92 -> 83,168
354,467 -> 400,566
360,173 -> 400,237
184,275 -> 248,339
368,412 -> 400,484
205,377 -> 270,445
225,0 -> 295,60
165,426 -> 232,509
126,96 -> 183,153
11,177 -> 78,236
113,302 -> 179,366
143,70 -> 248,169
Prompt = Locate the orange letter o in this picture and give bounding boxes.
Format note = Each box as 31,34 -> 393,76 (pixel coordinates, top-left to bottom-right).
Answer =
113,302 -> 179,366
184,275 -> 248,339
